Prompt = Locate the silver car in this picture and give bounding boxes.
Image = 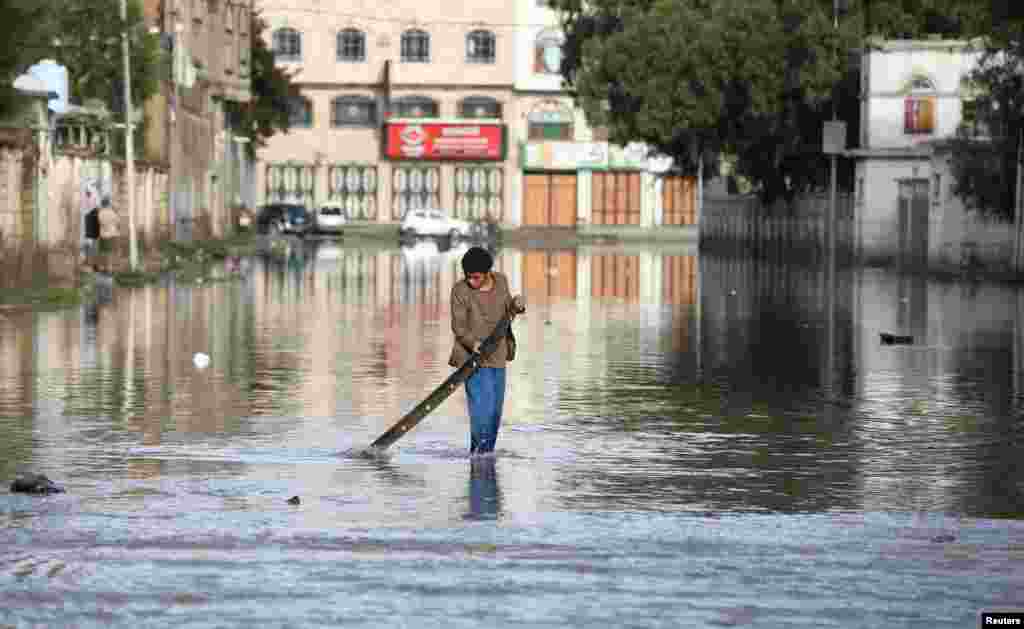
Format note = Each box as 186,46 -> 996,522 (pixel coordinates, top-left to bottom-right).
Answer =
399,208 -> 473,239
315,206 -> 347,235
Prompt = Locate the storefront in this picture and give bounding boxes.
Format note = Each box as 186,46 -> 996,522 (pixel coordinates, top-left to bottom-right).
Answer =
382,119 -> 510,222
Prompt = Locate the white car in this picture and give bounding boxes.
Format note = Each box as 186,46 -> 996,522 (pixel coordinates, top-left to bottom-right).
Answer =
399,208 -> 473,239
314,205 -> 347,235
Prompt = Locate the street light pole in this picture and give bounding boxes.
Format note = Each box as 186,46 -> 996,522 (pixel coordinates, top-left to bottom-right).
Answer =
120,0 -> 138,270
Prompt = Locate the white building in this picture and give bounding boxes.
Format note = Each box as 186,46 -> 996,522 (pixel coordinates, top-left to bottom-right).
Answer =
851,38 -> 1012,268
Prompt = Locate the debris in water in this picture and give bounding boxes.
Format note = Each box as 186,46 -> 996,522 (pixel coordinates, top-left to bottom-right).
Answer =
879,333 -> 913,345
287,496 -> 300,505
10,473 -> 65,495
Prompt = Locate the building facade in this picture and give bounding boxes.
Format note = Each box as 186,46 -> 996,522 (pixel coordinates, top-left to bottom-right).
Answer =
254,0 -> 519,224
254,0 -> 696,231
144,0 -> 254,238
850,38 -> 1013,267
510,0 -> 695,232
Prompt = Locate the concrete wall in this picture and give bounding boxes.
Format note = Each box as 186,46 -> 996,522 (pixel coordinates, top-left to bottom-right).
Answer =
148,0 -> 254,238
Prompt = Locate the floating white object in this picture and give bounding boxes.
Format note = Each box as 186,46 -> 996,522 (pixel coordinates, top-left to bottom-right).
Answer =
193,353 -> 210,369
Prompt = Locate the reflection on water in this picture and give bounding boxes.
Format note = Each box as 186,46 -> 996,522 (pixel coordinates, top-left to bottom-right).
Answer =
465,458 -> 503,521
0,238 -> 1022,627
0,239 -> 1021,516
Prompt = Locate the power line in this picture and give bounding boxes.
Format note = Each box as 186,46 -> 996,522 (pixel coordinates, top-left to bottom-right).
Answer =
256,2 -> 566,31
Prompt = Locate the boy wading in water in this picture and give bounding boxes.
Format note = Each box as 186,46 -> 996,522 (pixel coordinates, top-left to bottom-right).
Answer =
449,246 -> 526,455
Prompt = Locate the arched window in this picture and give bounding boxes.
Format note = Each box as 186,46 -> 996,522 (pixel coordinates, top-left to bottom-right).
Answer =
904,74 -> 936,135
401,29 -> 430,63
909,75 -> 935,91
337,28 -> 366,62
332,95 -> 377,127
459,96 -> 502,119
288,96 -> 313,128
528,105 -> 573,140
466,30 -> 496,64
534,30 -> 564,75
273,27 -> 302,62
391,95 -> 439,118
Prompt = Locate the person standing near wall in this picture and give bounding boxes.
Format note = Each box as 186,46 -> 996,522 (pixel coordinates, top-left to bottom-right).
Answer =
97,196 -> 120,261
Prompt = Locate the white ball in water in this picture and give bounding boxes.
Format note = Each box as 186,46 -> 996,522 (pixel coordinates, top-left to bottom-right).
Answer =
193,352 -> 210,369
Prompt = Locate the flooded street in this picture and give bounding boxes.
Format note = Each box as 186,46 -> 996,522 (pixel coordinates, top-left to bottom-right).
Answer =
1,239 -> 1022,628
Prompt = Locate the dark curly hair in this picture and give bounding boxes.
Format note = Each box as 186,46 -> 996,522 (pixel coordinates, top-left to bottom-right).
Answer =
461,246 -> 493,274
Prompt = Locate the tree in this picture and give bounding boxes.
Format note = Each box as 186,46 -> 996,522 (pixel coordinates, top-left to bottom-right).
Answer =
947,2 -> 1024,219
37,0 -> 162,116
227,11 -> 302,159
552,0 -> 977,204
554,0 -> 860,203
0,0 -> 55,120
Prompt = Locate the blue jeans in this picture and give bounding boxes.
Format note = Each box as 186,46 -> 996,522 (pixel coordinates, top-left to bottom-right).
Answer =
465,367 -> 506,454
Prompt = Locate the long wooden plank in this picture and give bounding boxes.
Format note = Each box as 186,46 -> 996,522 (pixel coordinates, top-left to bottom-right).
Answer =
368,311 -> 515,450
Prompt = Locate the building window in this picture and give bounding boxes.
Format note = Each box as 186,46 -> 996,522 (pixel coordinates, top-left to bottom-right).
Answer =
288,96 -> 313,128
904,74 -> 935,135
904,98 -> 935,135
534,30 -> 564,75
466,30 -> 496,64
332,96 -> 377,127
392,96 -> 439,118
459,96 -> 502,119
528,107 -> 573,140
401,29 -> 430,63
338,28 -> 366,62
273,27 -> 302,62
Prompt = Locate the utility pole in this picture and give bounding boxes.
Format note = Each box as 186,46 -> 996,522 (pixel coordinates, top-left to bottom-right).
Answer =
1015,127 -> 1023,272
120,0 -> 138,270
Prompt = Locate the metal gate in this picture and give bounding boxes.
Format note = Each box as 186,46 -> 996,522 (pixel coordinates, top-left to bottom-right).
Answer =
454,165 -> 503,222
265,162 -> 317,206
523,173 -> 576,226
327,164 -> 378,221
391,164 -> 440,220
591,172 -> 641,225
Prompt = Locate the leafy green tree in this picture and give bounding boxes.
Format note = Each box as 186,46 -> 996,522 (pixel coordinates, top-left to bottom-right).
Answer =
0,0 -> 54,119
552,0 -> 981,203
946,2 -> 1024,219
37,0 -> 162,115
555,0 -> 862,203
227,11 -> 302,159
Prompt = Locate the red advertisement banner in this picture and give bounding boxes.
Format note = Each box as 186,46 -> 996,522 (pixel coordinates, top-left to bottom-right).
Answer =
384,122 -> 505,161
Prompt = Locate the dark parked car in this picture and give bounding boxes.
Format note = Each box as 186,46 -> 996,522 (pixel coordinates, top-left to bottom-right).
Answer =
257,203 -> 312,236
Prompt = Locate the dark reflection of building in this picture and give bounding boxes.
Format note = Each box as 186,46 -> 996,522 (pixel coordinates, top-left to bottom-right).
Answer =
464,457 -> 503,521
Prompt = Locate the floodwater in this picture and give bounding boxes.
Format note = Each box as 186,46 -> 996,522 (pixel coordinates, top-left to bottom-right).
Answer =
1,238 -> 1022,628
